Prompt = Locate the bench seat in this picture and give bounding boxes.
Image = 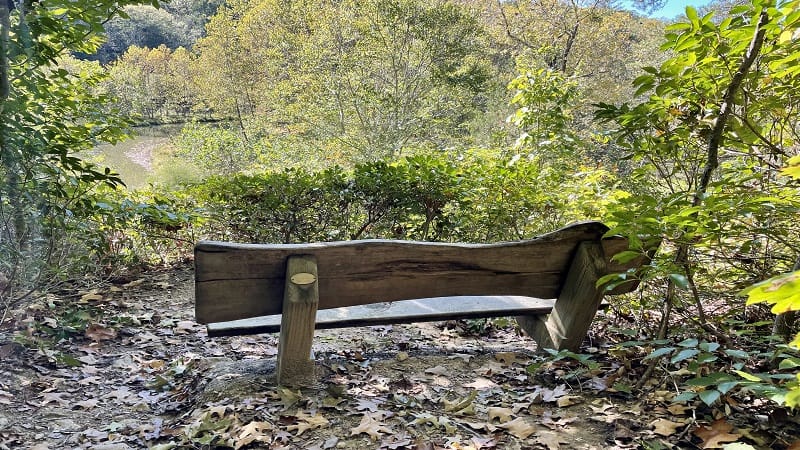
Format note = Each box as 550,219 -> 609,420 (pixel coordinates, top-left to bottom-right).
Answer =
195,221 -> 650,385
206,295 -> 556,337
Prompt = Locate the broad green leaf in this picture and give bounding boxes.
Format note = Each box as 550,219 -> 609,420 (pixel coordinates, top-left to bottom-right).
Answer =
672,391 -> 697,403
671,349 -> 700,364
724,349 -> 750,359
669,274 -> 690,290
699,342 -> 720,352
644,347 -> 676,360
698,389 -> 721,406
678,338 -> 699,347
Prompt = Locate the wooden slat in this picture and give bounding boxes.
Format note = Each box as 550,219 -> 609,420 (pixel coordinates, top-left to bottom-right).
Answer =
207,295 -> 557,337
195,221 -> 639,324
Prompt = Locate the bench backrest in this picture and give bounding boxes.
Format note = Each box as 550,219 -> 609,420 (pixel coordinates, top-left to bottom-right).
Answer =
195,221 -> 638,324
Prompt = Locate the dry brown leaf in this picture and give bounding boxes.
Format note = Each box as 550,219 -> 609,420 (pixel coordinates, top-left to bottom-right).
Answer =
536,429 -> 566,450
556,395 -> 582,407
787,442 -> 800,450
693,419 -> 741,449
174,320 -> 197,334
498,417 -> 536,439
494,352 -> 517,366
235,421 -> 272,449
351,413 -> 393,440
75,398 -> 99,410
123,279 -> 145,288
288,412 -> 329,436
85,323 -> 117,342
487,406 -> 513,423
40,392 -> 70,406
463,377 -> 498,390
80,292 -> 104,302
651,418 -> 684,437
0,390 -> 12,405
667,403 -> 692,415
425,365 -> 449,376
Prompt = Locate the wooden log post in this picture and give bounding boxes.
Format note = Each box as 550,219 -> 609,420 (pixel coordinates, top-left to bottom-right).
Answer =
517,241 -> 607,352
276,255 -> 319,386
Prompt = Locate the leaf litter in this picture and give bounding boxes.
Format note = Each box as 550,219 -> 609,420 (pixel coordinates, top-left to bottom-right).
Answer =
0,265 -> 799,449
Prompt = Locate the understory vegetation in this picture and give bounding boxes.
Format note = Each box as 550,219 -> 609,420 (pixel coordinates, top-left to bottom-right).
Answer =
1,0 -> 800,447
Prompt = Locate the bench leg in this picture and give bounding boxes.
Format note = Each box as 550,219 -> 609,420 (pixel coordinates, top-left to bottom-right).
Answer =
517,241 -> 607,352
276,255 -> 319,386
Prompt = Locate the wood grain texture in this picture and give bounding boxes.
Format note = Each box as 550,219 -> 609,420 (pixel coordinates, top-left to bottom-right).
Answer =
195,221 -> 640,324
276,255 -> 318,386
518,241 -> 607,352
207,295 -> 557,337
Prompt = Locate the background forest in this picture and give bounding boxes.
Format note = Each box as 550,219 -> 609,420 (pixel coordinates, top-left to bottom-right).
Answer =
1,0 -> 800,444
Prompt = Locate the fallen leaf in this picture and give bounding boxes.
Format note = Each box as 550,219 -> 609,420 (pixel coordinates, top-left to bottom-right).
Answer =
174,320 -> 197,334
443,391 -> 477,413
425,365 -> 449,376
498,417 -> 537,439
556,395 -> 582,407
463,377 -> 498,390
123,279 -> 145,288
277,387 -> 303,409
80,292 -> 104,302
235,421 -> 272,449
651,418 -> 684,436
494,352 -> 517,366
355,398 -> 383,412
0,390 -> 12,405
471,436 -> 497,449
487,407 -> 513,423
287,412 -> 329,436
85,323 -> 117,342
667,403 -> 691,415
75,398 -> 99,410
536,429 -> 566,450
40,391 -> 70,406
351,413 -> 393,440
694,419 -> 741,449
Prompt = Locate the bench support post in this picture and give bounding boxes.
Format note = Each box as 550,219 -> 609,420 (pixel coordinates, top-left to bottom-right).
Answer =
276,255 -> 319,386
517,241 -> 607,352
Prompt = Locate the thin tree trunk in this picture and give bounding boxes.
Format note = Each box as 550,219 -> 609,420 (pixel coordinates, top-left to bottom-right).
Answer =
636,9 -> 769,389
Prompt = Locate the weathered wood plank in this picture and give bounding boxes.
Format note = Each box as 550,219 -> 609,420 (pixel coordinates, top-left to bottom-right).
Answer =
517,241 -> 607,352
196,221 -> 637,324
276,255 -> 318,386
207,295 -> 557,337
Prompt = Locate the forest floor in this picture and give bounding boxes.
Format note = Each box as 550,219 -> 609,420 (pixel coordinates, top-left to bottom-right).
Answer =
0,264 -> 798,449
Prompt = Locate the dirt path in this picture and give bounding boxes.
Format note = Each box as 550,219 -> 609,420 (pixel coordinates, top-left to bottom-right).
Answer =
0,266 -> 796,449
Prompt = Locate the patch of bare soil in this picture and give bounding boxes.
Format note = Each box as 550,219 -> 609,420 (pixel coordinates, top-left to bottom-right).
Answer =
0,266 -> 797,449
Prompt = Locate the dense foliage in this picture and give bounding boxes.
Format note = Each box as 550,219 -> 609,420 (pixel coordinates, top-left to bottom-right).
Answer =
2,0 -> 800,429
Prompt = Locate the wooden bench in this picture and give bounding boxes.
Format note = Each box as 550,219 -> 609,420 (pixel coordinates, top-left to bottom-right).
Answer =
195,221 -> 647,385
